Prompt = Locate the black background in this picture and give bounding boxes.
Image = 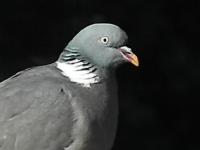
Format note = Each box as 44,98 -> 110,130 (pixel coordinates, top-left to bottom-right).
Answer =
0,0 -> 199,149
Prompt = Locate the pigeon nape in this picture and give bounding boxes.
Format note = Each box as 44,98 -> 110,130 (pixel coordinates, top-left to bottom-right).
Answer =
0,23 -> 139,150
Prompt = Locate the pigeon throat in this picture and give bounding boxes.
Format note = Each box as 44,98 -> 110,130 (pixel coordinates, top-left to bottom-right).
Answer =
56,50 -> 100,88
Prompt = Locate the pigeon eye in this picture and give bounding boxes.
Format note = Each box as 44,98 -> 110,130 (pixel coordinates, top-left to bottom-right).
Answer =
100,37 -> 109,44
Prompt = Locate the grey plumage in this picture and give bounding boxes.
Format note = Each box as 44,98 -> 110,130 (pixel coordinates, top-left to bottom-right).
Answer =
0,23 -> 139,150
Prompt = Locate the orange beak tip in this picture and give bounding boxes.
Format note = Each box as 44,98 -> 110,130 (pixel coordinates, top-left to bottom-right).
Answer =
130,54 -> 139,67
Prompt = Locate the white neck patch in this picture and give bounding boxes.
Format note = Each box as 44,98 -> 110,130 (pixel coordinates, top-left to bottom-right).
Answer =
56,60 -> 100,88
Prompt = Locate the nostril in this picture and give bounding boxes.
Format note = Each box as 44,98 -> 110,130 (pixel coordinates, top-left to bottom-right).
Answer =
118,46 -> 132,54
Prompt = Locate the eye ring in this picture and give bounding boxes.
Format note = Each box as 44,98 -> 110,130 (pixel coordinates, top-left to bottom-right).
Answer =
100,36 -> 109,44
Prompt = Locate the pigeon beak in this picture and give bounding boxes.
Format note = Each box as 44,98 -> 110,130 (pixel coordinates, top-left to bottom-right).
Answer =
118,46 -> 139,67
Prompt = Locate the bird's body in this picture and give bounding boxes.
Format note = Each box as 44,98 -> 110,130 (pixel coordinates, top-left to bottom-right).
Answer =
0,64 -> 118,150
0,23 -> 139,150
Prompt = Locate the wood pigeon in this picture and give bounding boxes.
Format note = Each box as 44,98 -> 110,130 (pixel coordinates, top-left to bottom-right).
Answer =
0,23 -> 139,150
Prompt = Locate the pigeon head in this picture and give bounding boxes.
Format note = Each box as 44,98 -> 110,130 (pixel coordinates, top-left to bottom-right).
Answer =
64,23 -> 139,68
57,23 -> 139,87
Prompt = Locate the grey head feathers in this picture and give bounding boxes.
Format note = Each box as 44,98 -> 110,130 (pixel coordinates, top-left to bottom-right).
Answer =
58,23 -> 128,68
56,23 -> 137,87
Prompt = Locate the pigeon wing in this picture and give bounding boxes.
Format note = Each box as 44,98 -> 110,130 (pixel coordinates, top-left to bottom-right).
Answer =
0,66 -> 75,150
